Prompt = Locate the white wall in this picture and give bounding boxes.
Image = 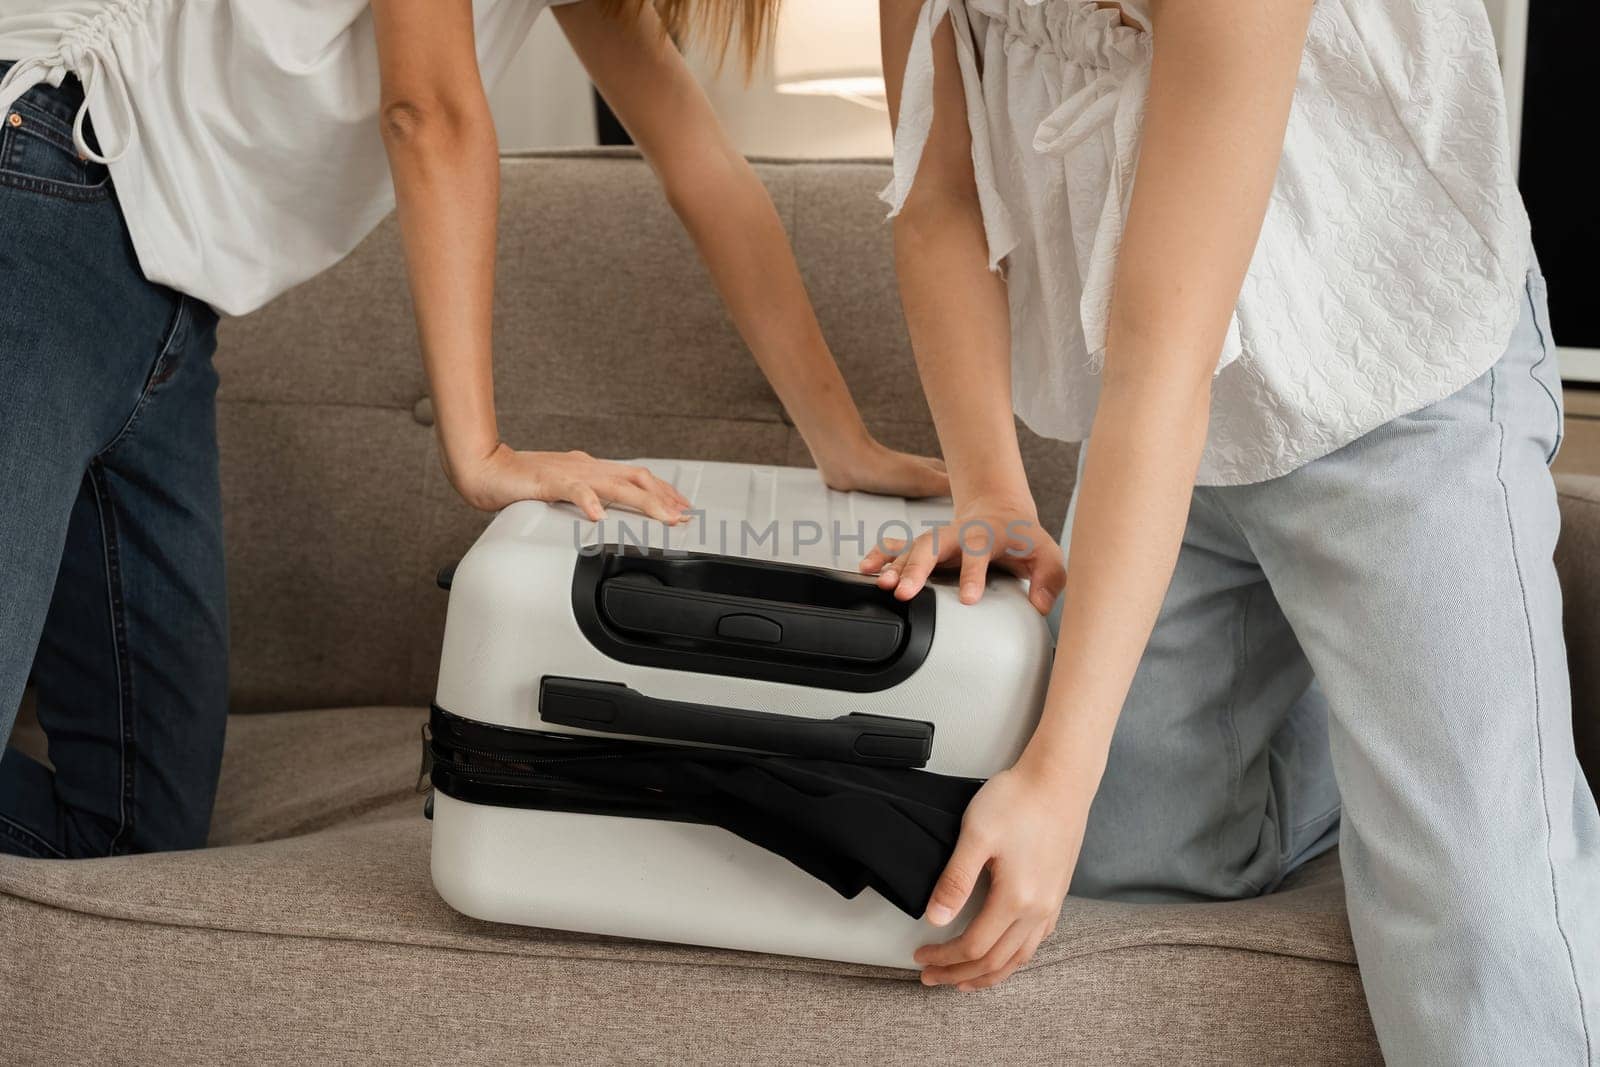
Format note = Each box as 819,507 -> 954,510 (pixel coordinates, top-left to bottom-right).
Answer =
488,17 -> 893,159
489,15 -> 596,153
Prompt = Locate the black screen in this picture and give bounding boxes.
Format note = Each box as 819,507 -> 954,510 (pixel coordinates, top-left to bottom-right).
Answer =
1519,0 -> 1600,349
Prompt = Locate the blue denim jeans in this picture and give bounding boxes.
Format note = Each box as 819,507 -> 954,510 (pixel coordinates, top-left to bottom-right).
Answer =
1061,268 -> 1599,1063
0,65 -> 228,858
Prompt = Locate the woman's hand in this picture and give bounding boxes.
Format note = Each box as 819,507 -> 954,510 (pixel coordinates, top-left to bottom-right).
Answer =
860,494 -> 1065,613
449,444 -> 691,521
814,437 -> 950,499
916,762 -> 1091,990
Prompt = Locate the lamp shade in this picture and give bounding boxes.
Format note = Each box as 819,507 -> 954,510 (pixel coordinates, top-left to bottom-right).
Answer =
772,0 -> 885,102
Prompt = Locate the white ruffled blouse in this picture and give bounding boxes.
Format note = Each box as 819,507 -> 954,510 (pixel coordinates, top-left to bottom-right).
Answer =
884,0 -> 1533,485
0,0 -> 577,317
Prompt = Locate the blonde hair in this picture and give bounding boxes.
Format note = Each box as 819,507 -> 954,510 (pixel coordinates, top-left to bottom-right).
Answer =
602,0 -> 783,77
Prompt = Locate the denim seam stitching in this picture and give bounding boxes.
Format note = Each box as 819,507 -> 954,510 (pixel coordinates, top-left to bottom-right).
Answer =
1524,278 -> 1564,465
1289,802 -> 1341,836
1208,490 -> 1254,547
0,169 -> 112,202
1489,365 -> 1592,1058
88,466 -> 136,858
1279,804 -> 1342,881
96,298 -> 189,460
1222,584 -> 1263,897
0,812 -> 66,859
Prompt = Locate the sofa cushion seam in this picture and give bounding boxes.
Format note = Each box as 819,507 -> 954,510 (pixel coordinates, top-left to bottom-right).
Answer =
0,883 -> 1358,975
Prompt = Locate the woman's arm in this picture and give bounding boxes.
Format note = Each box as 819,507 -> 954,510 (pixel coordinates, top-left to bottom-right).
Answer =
371,0 -> 689,522
553,1 -> 947,499
896,0 -> 1314,990
860,2 -> 1063,610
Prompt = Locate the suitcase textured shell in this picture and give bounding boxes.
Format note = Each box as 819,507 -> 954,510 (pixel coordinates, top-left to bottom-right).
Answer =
430,460 -> 1054,968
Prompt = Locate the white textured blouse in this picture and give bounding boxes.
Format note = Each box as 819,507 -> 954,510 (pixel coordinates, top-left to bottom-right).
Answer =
884,0 -> 1533,485
0,0 -> 576,317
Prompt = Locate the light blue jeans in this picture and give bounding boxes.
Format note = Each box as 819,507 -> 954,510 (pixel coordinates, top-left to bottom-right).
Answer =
1061,268 -> 1599,1064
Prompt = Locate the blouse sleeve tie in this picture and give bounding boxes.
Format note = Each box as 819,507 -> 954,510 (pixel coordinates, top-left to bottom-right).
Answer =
0,16 -> 137,165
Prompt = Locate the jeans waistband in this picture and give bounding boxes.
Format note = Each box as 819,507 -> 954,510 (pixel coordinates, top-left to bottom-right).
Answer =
0,59 -> 87,128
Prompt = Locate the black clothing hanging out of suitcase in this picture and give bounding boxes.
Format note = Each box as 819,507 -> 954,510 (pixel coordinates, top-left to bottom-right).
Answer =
426,702 -> 982,920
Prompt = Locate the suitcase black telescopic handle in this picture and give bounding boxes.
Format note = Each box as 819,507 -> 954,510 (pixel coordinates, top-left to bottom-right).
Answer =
539,676 -> 934,768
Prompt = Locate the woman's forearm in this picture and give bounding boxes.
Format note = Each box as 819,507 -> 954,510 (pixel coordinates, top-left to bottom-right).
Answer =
895,0 -> 1315,991
892,194 -> 1024,502
368,0 -> 691,523
382,106 -> 502,489
883,8 -> 1027,504
659,146 -> 872,460
1017,0 -> 1315,795
553,1 -> 947,500
372,0 -> 502,497
1017,379 -> 1211,796
555,0 -> 868,458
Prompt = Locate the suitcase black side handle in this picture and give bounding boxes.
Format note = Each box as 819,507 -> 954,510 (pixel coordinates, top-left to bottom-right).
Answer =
571,545 -> 936,693
539,676 -> 935,768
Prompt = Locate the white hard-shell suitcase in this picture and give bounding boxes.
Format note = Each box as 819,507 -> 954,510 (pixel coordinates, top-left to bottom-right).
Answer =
427,459 -> 1054,968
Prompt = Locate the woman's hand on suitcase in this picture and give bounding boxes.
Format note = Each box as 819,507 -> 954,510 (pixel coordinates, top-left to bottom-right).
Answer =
858,497 -> 1065,613
913,764 -> 1088,990
451,445 -> 691,522
811,436 -> 951,499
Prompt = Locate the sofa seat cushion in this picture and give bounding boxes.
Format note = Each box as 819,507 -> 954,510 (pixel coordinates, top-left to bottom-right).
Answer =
0,706 -> 1379,1063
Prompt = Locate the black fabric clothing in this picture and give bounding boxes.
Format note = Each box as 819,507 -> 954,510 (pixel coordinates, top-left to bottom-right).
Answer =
427,705 -> 981,918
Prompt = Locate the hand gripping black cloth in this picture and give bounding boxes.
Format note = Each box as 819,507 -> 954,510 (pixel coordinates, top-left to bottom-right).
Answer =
427,705 -> 982,919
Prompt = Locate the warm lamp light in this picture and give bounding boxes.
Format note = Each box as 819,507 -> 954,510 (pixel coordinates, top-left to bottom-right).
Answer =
772,0 -> 887,109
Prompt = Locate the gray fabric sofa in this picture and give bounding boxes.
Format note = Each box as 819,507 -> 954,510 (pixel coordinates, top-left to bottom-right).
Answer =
4,150 -> 1597,1064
